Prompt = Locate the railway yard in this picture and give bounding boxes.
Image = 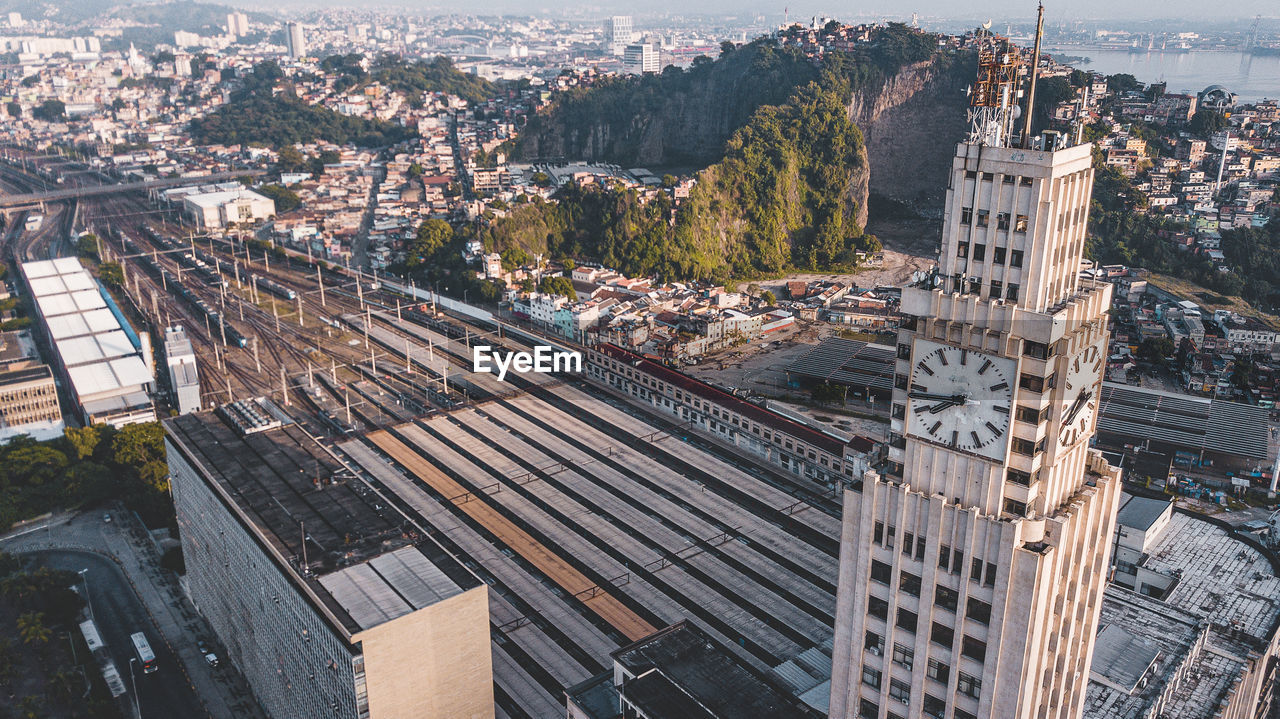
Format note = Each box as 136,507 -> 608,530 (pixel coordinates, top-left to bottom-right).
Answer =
1,154 -> 849,718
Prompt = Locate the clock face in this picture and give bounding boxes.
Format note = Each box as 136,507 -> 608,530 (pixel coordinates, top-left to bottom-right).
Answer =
905,340 -> 1016,460
1058,341 -> 1103,448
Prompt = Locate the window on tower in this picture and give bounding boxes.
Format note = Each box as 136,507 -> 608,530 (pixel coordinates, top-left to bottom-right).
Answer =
993,246 -> 1007,264
1001,174 -> 1015,184
860,699 -> 880,719
961,636 -> 987,663
1011,437 -> 1037,456
930,622 -> 955,648
1014,214 -> 1029,232
935,585 -> 959,612
966,598 -> 992,624
997,212 -> 1010,230
957,241 -> 969,258
866,630 -> 884,653
958,672 -> 983,699
869,596 -> 889,620
1020,176 -> 1033,186
924,695 -> 947,719
900,572 -> 922,597
1022,340 -> 1050,359
989,280 -> 1003,300
1007,283 -> 1020,302
892,643 -> 914,670
889,678 -> 912,702
862,666 -> 882,689
976,210 -> 989,227
960,207 -> 973,224
951,549 -> 964,574
1006,468 -> 1035,486
897,608 -> 918,633
871,560 -> 892,584
1003,498 -> 1029,516
1010,248 -> 1025,266
902,533 -> 914,556
972,244 -> 986,262
1018,373 -> 1046,392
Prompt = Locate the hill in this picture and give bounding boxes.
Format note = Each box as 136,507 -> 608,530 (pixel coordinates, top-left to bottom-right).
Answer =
482,25 -> 971,281
188,62 -> 415,148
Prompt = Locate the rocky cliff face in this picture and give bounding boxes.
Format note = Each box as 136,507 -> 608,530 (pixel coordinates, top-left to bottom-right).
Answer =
517,50 -> 971,221
850,58 -> 971,216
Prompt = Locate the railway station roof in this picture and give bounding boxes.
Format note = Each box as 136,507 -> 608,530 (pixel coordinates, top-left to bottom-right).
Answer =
785,337 -> 897,393
1097,382 -> 1271,461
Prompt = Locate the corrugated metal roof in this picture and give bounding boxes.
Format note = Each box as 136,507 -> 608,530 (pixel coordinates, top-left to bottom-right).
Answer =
1097,382 -> 1270,460
317,546 -> 462,630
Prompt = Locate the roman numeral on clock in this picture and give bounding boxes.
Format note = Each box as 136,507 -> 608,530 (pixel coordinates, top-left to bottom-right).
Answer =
938,351 -> 949,366
990,382 -> 1008,392
929,421 -> 942,435
979,359 -> 992,375
919,364 -> 935,376
985,421 -> 1002,437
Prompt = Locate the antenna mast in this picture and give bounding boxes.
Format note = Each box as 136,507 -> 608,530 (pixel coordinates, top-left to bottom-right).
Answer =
1021,3 -> 1045,149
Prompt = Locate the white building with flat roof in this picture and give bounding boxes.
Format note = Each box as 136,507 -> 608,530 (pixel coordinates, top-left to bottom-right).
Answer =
181,188 -> 275,229
21,258 -> 155,427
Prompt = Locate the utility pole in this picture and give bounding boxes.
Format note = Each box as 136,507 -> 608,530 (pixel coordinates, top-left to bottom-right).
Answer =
296,296 -> 304,327
405,338 -> 412,374
280,366 -> 289,406
253,337 -> 261,373
317,266 -> 326,307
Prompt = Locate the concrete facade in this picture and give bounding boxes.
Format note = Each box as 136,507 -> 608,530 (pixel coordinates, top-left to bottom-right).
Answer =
829,140 -> 1122,719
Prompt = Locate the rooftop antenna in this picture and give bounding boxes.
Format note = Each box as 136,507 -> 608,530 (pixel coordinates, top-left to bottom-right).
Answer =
1021,2 -> 1045,149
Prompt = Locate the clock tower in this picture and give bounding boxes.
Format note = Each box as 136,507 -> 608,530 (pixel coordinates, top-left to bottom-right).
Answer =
828,31 -> 1122,719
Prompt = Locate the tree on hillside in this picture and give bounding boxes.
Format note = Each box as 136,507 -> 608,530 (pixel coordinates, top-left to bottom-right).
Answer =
406,219 -> 453,270
1188,109 -> 1228,136
761,290 -> 777,306
538,276 -> 577,300
258,184 -> 299,213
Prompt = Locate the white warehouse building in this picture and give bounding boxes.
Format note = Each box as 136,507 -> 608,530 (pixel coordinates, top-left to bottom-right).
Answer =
181,188 -> 275,229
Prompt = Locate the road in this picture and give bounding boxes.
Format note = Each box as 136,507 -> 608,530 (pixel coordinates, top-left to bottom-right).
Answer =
27,549 -> 203,719
0,511 -> 267,719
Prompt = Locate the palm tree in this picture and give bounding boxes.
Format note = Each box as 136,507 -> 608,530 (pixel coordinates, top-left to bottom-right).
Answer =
16,612 -> 50,645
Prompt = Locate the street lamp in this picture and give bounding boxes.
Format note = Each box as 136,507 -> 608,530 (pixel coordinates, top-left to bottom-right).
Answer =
129,658 -> 141,719
77,569 -> 94,624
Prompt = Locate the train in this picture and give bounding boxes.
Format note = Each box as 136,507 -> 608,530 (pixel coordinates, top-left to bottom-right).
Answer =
117,230 -> 248,348
251,274 -> 297,301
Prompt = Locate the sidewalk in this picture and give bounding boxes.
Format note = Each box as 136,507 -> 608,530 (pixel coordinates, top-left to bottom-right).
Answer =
1,510 -> 266,719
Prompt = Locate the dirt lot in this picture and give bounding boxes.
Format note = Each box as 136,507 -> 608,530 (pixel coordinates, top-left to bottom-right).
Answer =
736,216 -> 940,297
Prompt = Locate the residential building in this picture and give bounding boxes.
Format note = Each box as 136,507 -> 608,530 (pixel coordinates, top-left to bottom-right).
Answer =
165,405 -> 494,719
829,112 -> 1121,718
226,12 -> 249,37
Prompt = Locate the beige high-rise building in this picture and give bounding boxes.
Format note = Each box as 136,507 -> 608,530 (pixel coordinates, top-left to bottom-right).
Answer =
829,35 -> 1121,719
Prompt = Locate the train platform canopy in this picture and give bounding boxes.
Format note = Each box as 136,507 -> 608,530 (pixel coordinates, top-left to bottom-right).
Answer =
785,338 -> 896,393
21,258 -> 155,426
1097,382 -> 1271,461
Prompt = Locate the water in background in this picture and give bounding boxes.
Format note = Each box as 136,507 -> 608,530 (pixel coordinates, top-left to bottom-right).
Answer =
1046,48 -> 1280,103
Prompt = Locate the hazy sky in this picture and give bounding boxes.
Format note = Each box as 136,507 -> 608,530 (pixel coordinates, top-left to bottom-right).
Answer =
385,1 -> 1274,22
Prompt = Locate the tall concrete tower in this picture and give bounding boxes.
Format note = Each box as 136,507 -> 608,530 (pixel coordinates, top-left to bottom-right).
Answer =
828,29 -> 1121,719
286,22 -> 307,59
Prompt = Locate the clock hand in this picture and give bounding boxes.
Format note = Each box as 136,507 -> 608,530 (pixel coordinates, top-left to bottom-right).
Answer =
927,400 -> 958,414
1063,390 -> 1091,425
909,391 -> 969,404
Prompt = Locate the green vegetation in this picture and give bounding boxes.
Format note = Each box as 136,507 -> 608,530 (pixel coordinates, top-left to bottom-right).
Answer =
494,25 -> 942,281
32,100 -> 65,121
0,552 -> 119,718
1188,108 -> 1228,136
75,234 -> 99,261
257,184 -> 299,213
538,276 -> 577,300
189,61 -> 414,148
319,53 -> 497,105
97,262 -> 123,289
1,422 -> 175,531
483,78 -> 881,281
